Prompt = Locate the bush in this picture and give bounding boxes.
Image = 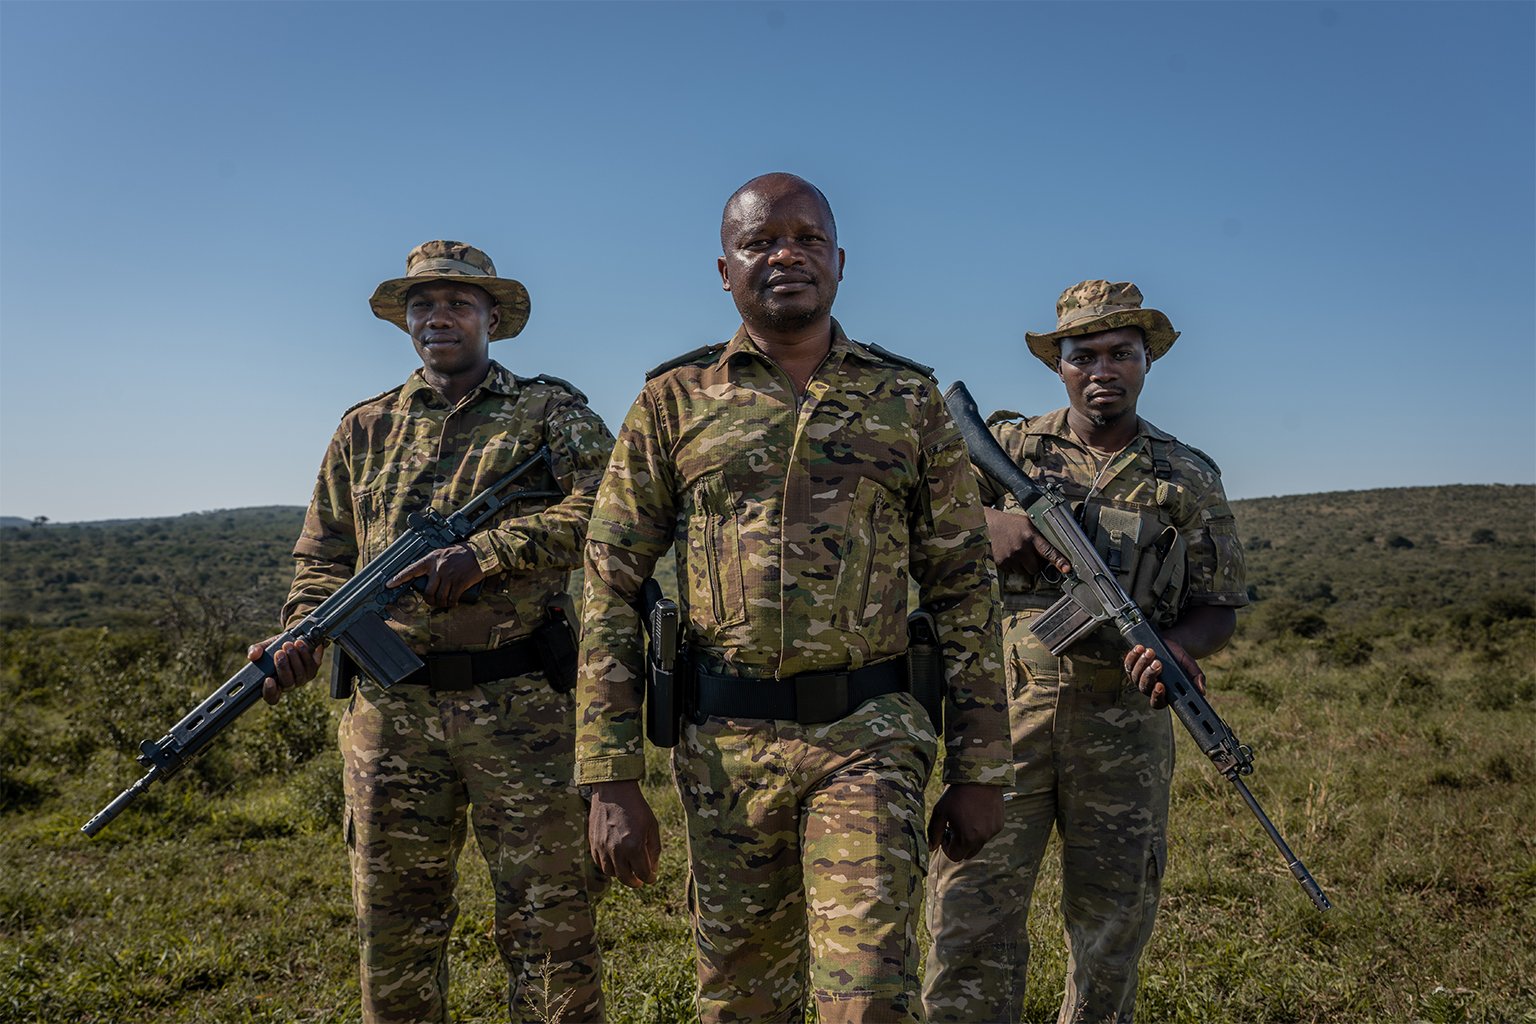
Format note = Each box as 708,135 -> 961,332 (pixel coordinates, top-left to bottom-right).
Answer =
1252,599 -> 1329,640
1321,631 -> 1375,667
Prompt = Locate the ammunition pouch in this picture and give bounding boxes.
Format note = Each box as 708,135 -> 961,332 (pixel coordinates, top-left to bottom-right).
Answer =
1081,500 -> 1188,628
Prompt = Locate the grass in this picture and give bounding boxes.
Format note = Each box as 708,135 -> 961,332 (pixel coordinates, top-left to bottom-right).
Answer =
2,485 -> 1534,1022
4,626 -> 1532,1023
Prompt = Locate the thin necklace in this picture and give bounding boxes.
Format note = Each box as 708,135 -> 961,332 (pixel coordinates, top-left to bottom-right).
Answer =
1083,437 -> 1136,500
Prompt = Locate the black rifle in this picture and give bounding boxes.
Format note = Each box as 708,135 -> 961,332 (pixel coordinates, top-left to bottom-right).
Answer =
82,446 -> 562,837
943,382 -> 1331,911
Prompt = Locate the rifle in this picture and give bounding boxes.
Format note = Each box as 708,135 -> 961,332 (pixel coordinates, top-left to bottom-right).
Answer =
943,382 -> 1331,911
81,446 -> 562,837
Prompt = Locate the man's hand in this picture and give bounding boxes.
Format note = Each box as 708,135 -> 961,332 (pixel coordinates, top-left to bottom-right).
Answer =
248,636 -> 325,705
927,783 -> 1004,862
1124,639 -> 1205,709
985,508 -> 1071,577
386,543 -> 486,608
588,780 -> 661,888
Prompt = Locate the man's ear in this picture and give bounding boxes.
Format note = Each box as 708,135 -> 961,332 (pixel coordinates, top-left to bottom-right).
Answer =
718,256 -> 731,292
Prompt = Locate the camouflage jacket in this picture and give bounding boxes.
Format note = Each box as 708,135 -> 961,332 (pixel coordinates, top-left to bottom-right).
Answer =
983,407 -> 1248,638
282,361 -> 615,652
576,322 -> 1011,786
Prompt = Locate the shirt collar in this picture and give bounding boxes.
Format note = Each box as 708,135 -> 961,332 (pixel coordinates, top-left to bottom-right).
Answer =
399,360 -> 516,407
1025,407 -> 1171,446
714,318 -> 858,376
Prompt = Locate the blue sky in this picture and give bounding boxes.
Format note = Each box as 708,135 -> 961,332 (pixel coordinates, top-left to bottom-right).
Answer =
2,1 -> 1532,522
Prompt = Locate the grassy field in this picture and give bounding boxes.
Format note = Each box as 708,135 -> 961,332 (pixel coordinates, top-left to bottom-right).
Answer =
2,486 -> 1533,1023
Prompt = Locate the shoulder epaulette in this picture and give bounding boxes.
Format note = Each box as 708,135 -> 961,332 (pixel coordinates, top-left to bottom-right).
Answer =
517,373 -> 589,403
338,384 -> 404,420
1180,442 -> 1223,477
861,342 -> 935,378
645,344 -> 724,381
986,409 -> 1028,427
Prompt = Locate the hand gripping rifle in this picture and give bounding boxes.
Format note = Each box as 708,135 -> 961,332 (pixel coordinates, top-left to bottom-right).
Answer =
82,446 -> 562,837
943,382 -> 1331,911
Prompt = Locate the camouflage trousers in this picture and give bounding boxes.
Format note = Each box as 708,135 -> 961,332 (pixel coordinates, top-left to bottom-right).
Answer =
923,608 -> 1173,1024
673,690 -> 938,1023
339,670 -> 605,1024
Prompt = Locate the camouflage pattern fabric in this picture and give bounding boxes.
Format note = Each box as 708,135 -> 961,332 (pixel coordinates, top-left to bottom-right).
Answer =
923,408 -> 1247,1024
576,321 -> 1010,1021
576,321 -> 1010,787
284,362 -> 614,649
341,672 -> 605,1023
282,360 -> 615,1023
676,691 -> 937,1022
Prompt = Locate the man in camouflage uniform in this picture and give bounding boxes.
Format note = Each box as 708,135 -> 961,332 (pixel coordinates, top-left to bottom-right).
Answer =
923,281 -> 1249,1024
252,241 -> 613,1023
576,173 -> 1012,1023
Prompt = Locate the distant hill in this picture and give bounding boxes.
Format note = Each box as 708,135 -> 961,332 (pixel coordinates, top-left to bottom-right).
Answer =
0,506 -> 304,632
0,486 -> 1531,633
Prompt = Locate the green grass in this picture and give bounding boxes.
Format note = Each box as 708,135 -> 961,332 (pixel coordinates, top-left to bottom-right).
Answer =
3,485 -> 1534,1022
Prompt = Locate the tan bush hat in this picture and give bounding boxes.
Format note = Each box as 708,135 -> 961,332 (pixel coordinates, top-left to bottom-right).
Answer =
1025,280 -> 1178,371
369,240 -> 530,341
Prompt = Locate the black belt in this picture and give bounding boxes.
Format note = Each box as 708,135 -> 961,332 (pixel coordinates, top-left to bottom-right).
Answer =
694,657 -> 909,725
397,634 -> 544,691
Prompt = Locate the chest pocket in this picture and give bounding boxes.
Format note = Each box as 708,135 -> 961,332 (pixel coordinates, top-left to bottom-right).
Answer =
1081,500 -> 1188,627
352,486 -> 391,565
685,471 -> 746,631
834,476 -> 905,637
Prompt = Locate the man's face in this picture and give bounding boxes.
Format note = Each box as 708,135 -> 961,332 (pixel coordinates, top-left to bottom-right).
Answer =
1057,326 -> 1150,427
718,183 -> 844,333
404,281 -> 498,378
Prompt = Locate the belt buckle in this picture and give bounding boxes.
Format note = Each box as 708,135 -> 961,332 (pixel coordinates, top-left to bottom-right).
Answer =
794,672 -> 849,725
429,653 -> 475,691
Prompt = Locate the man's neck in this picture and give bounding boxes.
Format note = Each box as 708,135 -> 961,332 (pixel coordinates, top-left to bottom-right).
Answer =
1066,408 -> 1140,452
745,317 -> 834,393
422,360 -> 492,406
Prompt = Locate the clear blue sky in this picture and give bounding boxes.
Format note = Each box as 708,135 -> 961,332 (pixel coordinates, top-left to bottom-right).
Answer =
2,1 -> 1532,522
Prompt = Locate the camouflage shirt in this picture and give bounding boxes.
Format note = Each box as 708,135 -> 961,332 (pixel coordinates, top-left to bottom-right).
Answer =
283,361 -> 615,651
983,407 -> 1248,630
576,322 -> 1011,786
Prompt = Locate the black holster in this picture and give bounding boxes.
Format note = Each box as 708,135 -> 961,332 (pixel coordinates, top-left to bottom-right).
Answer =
640,578 -> 689,748
533,595 -> 579,694
906,609 -> 945,733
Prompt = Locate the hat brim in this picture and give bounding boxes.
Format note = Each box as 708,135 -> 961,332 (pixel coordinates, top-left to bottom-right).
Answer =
1025,308 -> 1178,372
369,274 -> 531,341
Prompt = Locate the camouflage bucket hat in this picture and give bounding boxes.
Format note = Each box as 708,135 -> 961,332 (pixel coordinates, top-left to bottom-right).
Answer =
369,240 -> 531,341
1025,280 -> 1179,371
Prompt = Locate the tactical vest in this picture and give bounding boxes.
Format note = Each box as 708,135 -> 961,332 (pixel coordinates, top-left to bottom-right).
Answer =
1007,431 -> 1190,628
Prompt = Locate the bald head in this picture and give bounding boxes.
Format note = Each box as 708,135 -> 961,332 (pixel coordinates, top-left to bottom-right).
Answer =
721,173 -> 837,251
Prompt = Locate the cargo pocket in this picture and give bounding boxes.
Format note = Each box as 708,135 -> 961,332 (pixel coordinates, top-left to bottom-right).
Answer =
686,472 -> 746,630
835,477 -> 891,635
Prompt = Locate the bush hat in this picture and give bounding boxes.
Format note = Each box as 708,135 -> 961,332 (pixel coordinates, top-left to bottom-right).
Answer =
369,240 -> 530,341
1025,280 -> 1178,371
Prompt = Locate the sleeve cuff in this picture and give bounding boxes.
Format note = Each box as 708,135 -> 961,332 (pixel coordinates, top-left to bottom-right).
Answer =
575,753 -> 645,785
941,757 -> 1015,787
465,532 -> 504,576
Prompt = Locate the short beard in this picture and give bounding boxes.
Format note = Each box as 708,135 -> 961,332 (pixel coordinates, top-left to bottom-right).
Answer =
1086,408 -> 1131,428
756,305 -> 825,332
